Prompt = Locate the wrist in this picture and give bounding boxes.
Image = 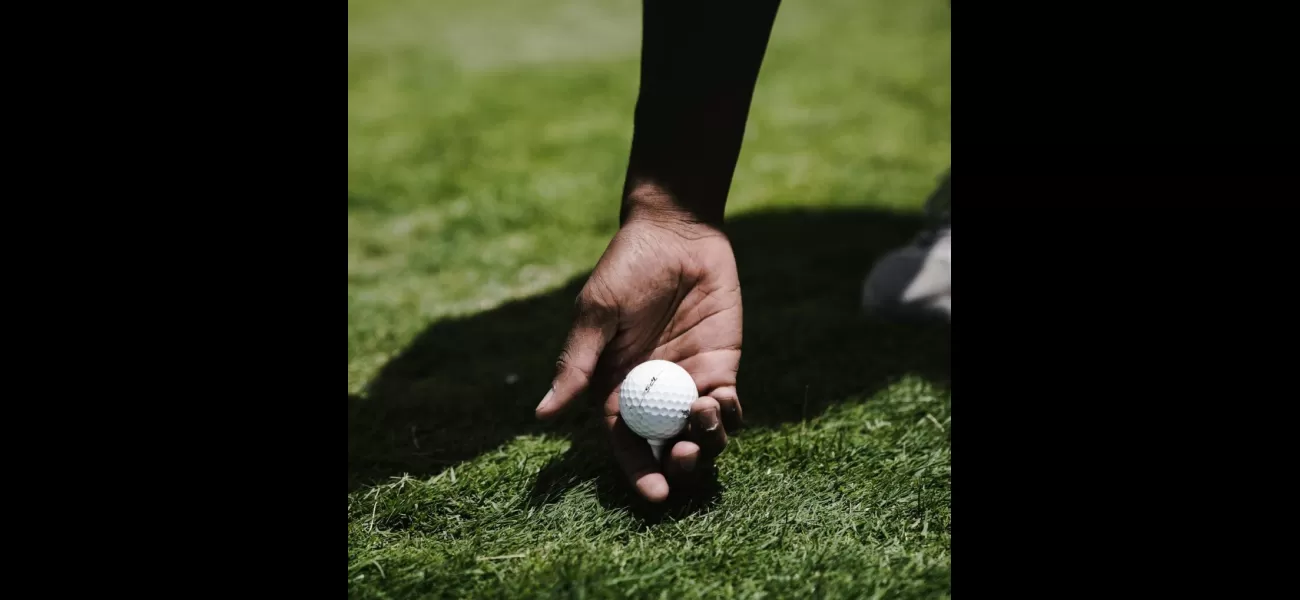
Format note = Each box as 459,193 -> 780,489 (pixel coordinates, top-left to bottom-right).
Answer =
621,180 -> 725,229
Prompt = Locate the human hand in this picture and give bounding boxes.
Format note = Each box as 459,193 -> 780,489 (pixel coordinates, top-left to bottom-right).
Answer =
535,214 -> 743,502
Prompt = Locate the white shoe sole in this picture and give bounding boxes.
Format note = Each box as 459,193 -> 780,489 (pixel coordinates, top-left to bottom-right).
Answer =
862,228 -> 950,321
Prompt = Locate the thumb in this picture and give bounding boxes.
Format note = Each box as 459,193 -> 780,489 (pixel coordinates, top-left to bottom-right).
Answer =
536,298 -> 616,420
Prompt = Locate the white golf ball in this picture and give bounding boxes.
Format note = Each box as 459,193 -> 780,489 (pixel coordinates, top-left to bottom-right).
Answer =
618,360 -> 697,452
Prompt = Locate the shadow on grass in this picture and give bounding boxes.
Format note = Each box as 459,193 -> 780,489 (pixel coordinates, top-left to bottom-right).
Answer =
347,205 -> 950,520
523,419 -> 729,524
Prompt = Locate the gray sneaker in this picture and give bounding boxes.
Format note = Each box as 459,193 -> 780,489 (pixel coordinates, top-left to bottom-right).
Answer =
862,171 -> 951,321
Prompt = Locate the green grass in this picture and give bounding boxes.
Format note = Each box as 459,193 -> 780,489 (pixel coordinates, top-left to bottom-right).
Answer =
349,0 -> 950,597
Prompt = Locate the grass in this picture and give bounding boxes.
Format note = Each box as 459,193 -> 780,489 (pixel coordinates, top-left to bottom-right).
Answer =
348,0 -> 950,597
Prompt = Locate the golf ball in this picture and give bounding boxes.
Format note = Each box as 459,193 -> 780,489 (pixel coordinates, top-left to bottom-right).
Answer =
619,360 -> 697,448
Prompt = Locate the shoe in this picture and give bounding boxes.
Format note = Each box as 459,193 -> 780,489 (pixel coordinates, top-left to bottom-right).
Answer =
862,170 -> 950,322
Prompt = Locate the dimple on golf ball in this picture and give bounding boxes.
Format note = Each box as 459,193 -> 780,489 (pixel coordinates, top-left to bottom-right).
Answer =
619,360 -> 697,451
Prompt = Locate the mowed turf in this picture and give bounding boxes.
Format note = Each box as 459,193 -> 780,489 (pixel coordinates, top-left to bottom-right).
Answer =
348,0 -> 950,597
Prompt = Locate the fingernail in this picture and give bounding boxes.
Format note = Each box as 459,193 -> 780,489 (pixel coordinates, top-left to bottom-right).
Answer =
680,451 -> 698,473
701,408 -> 721,432
536,388 -> 554,413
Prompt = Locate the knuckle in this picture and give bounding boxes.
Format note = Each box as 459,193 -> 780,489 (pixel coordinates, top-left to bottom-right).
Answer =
577,277 -> 618,319
555,352 -> 593,383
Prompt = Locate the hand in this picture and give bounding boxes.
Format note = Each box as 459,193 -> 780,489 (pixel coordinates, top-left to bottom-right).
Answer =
535,215 -> 743,502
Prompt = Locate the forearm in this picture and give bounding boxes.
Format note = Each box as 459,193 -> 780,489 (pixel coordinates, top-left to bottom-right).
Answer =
621,0 -> 782,227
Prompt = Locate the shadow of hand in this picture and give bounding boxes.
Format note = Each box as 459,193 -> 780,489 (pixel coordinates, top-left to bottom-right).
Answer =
348,206 -> 950,522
